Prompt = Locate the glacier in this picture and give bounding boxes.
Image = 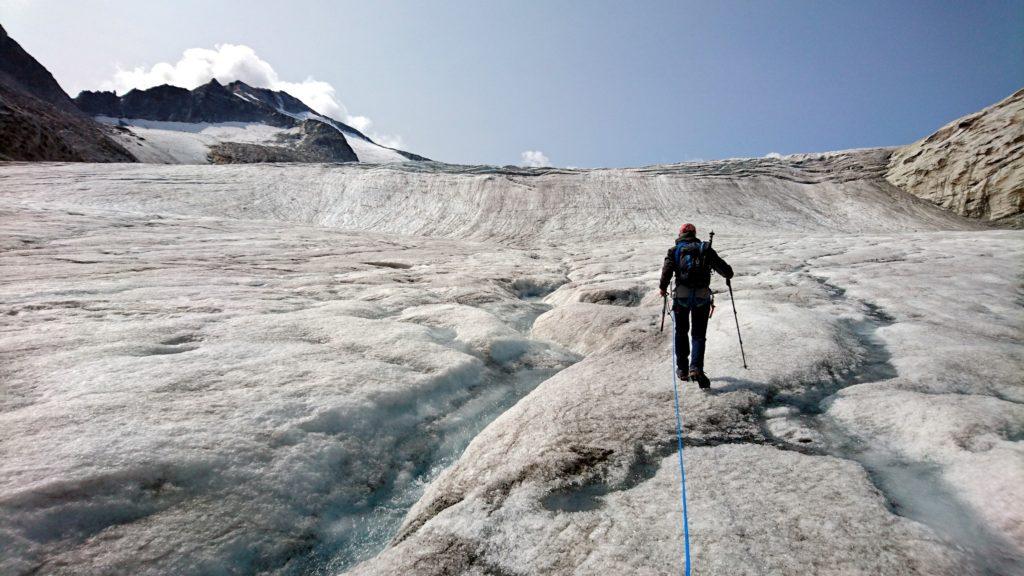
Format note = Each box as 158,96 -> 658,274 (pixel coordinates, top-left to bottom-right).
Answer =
0,149 -> 1021,575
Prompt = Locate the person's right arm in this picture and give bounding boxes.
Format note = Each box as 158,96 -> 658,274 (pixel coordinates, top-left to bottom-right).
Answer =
659,248 -> 674,297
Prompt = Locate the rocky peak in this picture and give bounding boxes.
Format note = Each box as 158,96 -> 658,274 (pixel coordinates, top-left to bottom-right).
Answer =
119,84 -> 193,122
75,90 -> 122,117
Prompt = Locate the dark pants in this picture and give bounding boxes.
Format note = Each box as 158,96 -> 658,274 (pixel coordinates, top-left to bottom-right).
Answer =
673,300 -> 711,372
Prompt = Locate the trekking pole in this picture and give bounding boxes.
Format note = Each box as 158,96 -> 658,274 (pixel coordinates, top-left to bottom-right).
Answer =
660,293 -> 667,332
726,277 -> 748,369
707,231 -> 716,318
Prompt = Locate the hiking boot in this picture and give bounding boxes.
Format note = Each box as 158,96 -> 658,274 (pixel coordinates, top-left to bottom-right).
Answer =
691,370 -> 711,389
676,368 -> 689,381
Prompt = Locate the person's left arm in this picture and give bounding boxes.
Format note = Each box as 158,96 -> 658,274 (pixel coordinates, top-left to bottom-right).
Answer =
708,247 -> 734,280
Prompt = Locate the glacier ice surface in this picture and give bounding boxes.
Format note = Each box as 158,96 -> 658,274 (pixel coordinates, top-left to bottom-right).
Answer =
0,154 -> 1021,575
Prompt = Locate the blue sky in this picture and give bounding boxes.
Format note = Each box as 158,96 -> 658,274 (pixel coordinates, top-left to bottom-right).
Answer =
3,0 -> 1022,166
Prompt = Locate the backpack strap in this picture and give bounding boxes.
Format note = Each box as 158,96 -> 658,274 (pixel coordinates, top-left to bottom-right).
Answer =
674,242 -> 686,267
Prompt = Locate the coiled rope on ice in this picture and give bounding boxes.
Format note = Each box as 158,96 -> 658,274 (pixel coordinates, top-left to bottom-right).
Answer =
670,310 -> 693,576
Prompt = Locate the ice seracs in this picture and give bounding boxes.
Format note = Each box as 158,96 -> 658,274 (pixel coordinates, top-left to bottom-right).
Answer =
886,88 -> 1024,225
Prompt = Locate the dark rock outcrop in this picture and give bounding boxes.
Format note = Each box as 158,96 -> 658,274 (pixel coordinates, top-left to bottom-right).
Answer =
209,119 -> 358,164
207,142 -> 307,163
294,119 -> 359,162
0,24 -> 135,162
0,85 -> 135,162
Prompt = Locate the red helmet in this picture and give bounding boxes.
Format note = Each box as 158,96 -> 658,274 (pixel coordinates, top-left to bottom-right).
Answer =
679,223 -> 696,237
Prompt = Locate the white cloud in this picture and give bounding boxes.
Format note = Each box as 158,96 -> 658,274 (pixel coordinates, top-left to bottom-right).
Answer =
103,43 -> 403,148
520,150 -> 550,167
765,152 -> 784,159
345,115 -> 373,133
0,0 -> 33,15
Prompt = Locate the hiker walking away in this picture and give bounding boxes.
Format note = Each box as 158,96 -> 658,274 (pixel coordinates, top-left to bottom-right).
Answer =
659,223 -> 733,389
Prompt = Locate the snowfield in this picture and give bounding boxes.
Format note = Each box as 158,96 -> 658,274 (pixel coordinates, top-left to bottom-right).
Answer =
0,152 -> 1021,575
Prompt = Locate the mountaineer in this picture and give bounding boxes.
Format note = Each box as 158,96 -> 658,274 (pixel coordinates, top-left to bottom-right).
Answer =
659,223 -> 734,388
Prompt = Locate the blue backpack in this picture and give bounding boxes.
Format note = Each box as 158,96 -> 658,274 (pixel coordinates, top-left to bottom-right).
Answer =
674,241 -> 711,288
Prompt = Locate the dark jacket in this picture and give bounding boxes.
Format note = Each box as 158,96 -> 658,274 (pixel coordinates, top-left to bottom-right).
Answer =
659,236 -> 733,300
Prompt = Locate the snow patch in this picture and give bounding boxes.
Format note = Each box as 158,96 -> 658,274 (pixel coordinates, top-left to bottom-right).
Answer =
343,132 -> 409,164
96,117 -> 297,164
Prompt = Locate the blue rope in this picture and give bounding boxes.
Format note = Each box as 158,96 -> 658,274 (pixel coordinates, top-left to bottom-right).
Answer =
670,309 -> 692,576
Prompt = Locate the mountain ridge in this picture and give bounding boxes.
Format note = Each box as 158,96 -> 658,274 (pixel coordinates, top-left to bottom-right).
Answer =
77,80 -> 358,133
75,79 -> 429,163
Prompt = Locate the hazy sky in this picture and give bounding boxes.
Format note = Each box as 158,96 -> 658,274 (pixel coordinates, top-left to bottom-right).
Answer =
3,0 -> 1022,166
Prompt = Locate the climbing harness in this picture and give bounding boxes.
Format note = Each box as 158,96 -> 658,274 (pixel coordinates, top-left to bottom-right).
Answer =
670,310 -> 693,576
